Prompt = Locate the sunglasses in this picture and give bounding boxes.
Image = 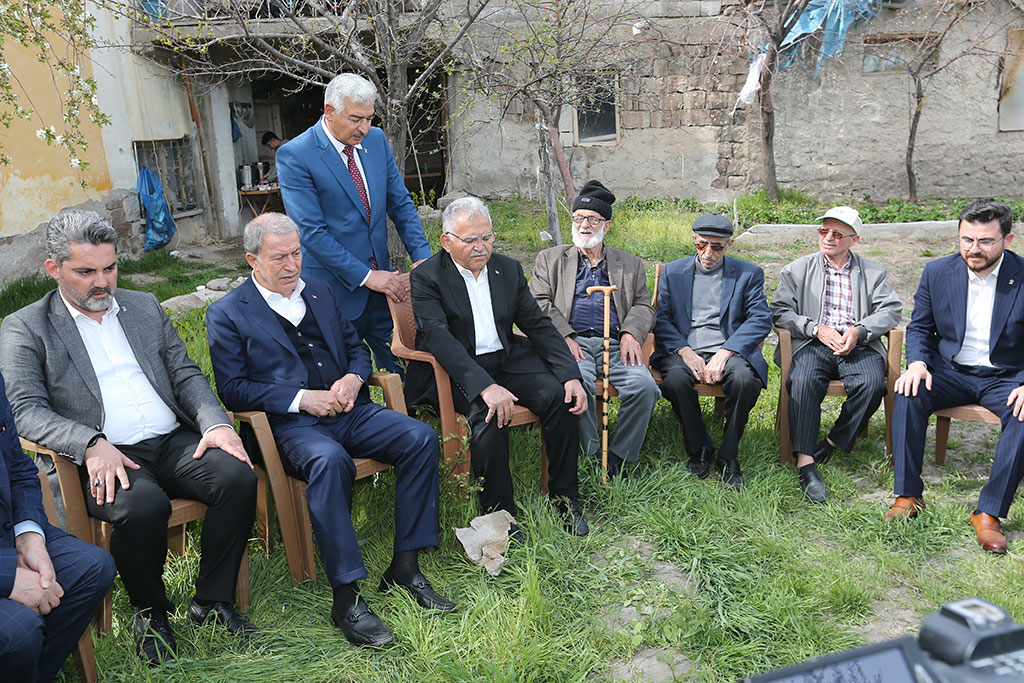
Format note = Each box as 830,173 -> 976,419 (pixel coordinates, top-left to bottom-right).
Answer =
694,239 -> 727,253
818,227 -> 856,240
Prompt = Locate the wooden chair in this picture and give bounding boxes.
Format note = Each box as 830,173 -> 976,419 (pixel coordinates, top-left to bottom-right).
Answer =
36,469 -> 98,683
934,404 -> 1001,464
20,439 -> 251,633
775,327 -> 904,465
233,372 -> 403,585
388,296 -> 551,494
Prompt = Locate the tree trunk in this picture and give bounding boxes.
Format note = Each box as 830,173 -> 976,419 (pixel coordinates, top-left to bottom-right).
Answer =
381,68 -> 412,272
538,120 -> 562,245
758,42 -> 779,202
541,105 -> 576,205
906,74 -> 924,203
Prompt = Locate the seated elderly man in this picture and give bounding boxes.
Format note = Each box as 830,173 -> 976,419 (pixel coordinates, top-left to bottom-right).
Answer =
772,206 -> 902,503
406,197 -> 590,537
653,214 -> 772,490
0,371 -> 116,682
207,213 -> 452,648
530,180 -> 659,479
0,210 -> 259,666
889,199 -> 1024,555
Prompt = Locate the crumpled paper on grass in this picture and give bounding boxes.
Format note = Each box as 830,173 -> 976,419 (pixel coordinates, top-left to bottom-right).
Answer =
455,510 -> 516,576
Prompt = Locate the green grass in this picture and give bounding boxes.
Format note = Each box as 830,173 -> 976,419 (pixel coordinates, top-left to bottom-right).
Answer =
57,323 -> 1024,682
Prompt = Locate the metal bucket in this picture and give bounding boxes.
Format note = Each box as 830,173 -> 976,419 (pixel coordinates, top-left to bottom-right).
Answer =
238,164 -> 254,188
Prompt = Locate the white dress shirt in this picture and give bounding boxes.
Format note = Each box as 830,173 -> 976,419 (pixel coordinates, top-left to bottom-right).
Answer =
252,275 -> 308,412
954,256 -> 1002,368
452,256 -> 503,355
60,292 -> 180,445
321,116 -> 373,288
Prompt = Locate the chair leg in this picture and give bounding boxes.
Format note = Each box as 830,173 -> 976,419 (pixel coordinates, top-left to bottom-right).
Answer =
935,415 -> 951,465
235,551 -> 250,611
72,627 -> 98,683
293,480 -> 317,584
167,524 -> 187,557
255,465 -> 274,556
96,589 -> 113,634
778,387 -> 793,466
884,391 -> 894,459
540,439 -> 550,496
714,396 -> 726,421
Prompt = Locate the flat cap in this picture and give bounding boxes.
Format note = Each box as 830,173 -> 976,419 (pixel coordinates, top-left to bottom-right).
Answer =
691,213 -> 734,238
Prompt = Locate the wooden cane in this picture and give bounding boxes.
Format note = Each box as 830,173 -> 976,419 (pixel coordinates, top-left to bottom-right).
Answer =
586,284 -> 618,483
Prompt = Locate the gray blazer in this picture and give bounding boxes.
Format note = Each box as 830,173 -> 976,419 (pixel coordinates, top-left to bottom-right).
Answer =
771,251 -> 902,363
530,245 -> 655,342
0,288 -> 229,465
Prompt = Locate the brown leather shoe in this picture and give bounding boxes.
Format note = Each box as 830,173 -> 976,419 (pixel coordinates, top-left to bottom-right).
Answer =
885,496 -> 925,521
971,512 -> 1008,554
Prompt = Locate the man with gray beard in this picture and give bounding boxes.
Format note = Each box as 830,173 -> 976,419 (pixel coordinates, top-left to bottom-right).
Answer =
531,180 -> 659,478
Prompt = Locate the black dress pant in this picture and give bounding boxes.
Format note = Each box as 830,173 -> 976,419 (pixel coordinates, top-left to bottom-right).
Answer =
656,352 -> 762,462
82,427 -> 257,612
450,352 -> 580,516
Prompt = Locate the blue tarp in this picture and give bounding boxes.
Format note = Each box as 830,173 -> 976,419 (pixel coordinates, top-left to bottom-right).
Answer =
779,0 -> 881,78
137,166 -> 176,251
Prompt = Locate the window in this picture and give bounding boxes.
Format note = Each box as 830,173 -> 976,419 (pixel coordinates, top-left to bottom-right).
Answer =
133,138 -> 200,213
575,87 -> 618,144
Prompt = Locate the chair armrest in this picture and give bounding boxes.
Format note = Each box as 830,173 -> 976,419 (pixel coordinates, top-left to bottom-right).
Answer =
20,438 -> 93,543
777,328 -> 793,384
369,372 -> 408,415
885,328 -> 904,386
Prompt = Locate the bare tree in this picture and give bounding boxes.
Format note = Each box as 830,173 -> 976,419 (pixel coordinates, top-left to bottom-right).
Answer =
865,0 -> 1021,202
98,0 -> 490,262
459,0 -> 662,243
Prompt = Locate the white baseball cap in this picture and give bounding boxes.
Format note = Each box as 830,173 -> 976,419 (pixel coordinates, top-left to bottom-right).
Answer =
816,206 -> 862,234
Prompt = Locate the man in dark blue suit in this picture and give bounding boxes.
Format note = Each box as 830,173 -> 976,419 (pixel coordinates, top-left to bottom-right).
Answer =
206,213 -> 451,648
652,214 -> 772,490
0,371 -> 115,682
276,72 -> 432,374
889,199 -> 1024,555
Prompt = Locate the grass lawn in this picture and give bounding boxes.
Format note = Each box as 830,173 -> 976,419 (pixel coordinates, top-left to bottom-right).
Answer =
58,303 -> 1022,682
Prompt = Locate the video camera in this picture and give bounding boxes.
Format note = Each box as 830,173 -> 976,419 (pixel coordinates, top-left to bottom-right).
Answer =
744,598 -> 1024,682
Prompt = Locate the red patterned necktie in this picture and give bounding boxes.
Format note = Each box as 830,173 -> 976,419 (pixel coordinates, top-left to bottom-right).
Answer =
343,145 -> 377,269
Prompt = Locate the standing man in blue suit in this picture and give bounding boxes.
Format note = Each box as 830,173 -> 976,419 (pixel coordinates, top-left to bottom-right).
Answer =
653,214 -> 772,490
207,213 -> 452,648
888,199 -> 1024,556
276,72 -> 433,374
0,371 -> 115,682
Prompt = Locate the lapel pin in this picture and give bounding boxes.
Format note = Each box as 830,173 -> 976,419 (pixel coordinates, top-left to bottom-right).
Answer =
311,294 -> 318,299
1010,279 -> 1015,286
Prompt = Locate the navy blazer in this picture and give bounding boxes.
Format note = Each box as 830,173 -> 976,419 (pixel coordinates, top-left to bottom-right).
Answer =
653,255 -> 772,387
206,277 -> 373,427
0,372 -> 49,599
906,249 -> 1024,381
276,122 -> 432,322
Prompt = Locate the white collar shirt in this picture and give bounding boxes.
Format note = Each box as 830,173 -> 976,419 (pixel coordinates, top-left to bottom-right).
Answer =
59,291 -> 180,445
452,256 -> 504,355
251,274 -> 308,412
954,255 -> 1003,368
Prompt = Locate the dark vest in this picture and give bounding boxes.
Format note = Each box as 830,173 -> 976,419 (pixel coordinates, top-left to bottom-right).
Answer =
273,296 -> 344,390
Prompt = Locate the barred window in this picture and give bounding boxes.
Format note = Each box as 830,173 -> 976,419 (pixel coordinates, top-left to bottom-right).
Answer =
132,138 -> 200,213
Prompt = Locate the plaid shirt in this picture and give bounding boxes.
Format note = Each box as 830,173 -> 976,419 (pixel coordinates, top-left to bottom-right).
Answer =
821,255 -> 855,332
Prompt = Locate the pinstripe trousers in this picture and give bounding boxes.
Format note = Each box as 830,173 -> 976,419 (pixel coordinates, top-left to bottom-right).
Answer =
787,341 -> 886,456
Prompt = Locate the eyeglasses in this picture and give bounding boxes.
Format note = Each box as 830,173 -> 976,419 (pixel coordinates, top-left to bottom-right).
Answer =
818,227 -> 857,240
694,239 -> 727,253
445,231 -> 495,246
959,236 -> 1004,249
571,215 -> 607,227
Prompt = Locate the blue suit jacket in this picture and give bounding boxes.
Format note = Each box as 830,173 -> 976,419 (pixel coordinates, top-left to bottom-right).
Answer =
652,255 -> 772,387
906,250 -> 1024,382
276,121 -> 432,321
0,372 -> 49,599
205,277 -> 373,428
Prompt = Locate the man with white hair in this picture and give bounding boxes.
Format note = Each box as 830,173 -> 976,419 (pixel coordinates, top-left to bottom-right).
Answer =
277,72 -> 432,374
530,180 -> 659,478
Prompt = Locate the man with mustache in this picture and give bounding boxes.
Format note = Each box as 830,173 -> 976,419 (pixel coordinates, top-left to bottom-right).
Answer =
888,199 -> 1024,555
405,197 -> 590,537
530,180 -> 659,479
0,210 -> 259,666
654,214 -> 772,490
276,72 -> 432,375
772,206 -> 902,502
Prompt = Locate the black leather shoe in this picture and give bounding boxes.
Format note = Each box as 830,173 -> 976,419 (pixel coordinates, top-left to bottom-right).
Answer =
133,609 -> 177,666
378,569 -> 456,613
554,497 -> 590,536
188,599 -> 260,638
798,463 -> 828,503
605,452 -> 628,479
508,524 -> 525,546
687,445 -> 715,480
813,439 -> 836,466
331,596 -> 394,647
715,458 -> 743,490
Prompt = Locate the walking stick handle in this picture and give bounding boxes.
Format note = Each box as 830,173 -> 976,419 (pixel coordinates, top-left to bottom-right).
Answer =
585,285 -> 617,296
